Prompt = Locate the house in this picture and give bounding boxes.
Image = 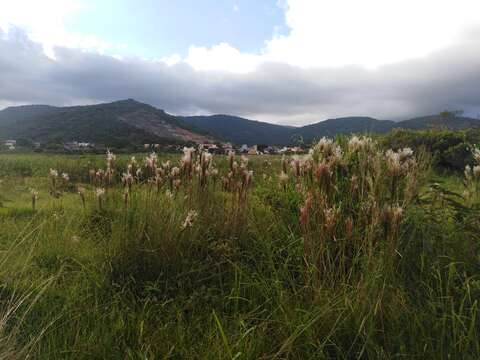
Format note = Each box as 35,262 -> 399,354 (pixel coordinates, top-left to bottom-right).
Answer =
277,146 -> 305,154
64,142 -> 80,151
247,145 -> 259,155
239,144 -> 249,153
291,146 -> 304,154
263,146 -> 278,154
203,143 -> 222,154
4,140 -> 16,151
221,143 -> 235,154
64,141 -> 94,151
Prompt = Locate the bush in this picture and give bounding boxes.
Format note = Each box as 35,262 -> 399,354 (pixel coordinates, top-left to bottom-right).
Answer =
382,127 -> 480,171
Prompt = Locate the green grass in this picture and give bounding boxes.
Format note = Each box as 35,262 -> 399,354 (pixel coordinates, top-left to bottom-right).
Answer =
0,141 -> 480,359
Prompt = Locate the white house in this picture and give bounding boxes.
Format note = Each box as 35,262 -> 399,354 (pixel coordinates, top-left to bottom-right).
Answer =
4,140 -> 16,150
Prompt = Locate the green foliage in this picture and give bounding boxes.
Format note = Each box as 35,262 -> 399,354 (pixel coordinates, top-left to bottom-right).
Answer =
382,127 -> 480,171
0,139 -> 480,358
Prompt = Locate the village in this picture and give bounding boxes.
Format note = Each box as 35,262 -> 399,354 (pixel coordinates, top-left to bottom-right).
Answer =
1,139 -> 307,155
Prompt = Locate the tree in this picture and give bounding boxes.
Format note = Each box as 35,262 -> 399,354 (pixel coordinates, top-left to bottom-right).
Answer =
440,110 -> 464,119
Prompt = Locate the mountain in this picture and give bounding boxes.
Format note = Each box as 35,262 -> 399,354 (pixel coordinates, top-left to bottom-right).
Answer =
183,115 -> 397,145
2,99 -> 479,147
397,114 -> 480,130
297,116 -> 396,142
0,105 -> 58,127
0,99 -> 212,146
183,113 -> 480,145
181,115 -> 294,145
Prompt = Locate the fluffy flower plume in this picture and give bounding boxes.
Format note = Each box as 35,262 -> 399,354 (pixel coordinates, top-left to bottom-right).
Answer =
95,188 -> 106,198
182,210 -> 198,229
473,146 -> 480,164
106,150 -> 116,164
145,152 -> 158,170
279,171 -> 289,188
348,136 -> 375,153
311,137 -> 343,164
49,169 -> 58,178
385,148 -> 415,177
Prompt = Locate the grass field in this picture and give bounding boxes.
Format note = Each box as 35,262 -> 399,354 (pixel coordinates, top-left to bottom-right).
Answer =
0,137 -> 480,359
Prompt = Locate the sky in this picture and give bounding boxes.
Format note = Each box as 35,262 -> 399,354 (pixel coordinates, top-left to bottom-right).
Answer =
1,0 -> 480,125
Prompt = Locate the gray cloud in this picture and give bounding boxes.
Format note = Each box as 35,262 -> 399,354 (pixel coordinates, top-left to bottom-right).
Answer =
1,26 -> 480,125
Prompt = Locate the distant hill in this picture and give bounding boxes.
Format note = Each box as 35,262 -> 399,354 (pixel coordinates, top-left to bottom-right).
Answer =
0,105 -> 58,127
183,113 -> 480,145
297,117 -> 396,143
181,115 -> 294,145
397,114 -> 480,130
1,99 -> 479,147
182,115 -> 396,145
0,99 -> 212,146
183,115 -> 395,145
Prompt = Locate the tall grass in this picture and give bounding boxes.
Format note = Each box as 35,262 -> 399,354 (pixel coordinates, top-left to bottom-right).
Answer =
0,218 -> 54,359
0,137 -> 479,358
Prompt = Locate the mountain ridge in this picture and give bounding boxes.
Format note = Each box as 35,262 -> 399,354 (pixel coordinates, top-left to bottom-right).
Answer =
1,99 -> 479,146
0,99 -> 212,146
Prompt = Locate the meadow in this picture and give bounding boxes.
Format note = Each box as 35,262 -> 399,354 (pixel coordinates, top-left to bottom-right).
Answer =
0,135 -> 480,359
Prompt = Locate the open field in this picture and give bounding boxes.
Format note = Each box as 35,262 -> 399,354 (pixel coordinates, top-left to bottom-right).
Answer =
0,136 -> 480,359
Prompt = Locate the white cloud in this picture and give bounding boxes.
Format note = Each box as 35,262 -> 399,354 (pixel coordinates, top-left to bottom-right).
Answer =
185,42 -> 262,73
0,0 -> 112,57
184,0 -> 480,72
160,53 -> 182,66
264,0 -> 480,68
4,0 -> 480,73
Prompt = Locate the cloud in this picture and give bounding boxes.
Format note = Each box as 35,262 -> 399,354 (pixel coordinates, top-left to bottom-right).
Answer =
185,43 -> 262,73
0,0 -> 114,57
1,25 -> 480,125
184,0 -> 480,72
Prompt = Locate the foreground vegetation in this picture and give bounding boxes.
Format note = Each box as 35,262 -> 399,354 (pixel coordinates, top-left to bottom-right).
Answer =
1,133 -> 480,358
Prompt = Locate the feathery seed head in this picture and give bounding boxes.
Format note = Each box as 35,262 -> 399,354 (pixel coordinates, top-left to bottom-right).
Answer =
299,193 -> 313,230
106,150 -> 116,163
291,155 -> 301,177
324,206 -> 340,233
228,151 -> 235,171
95,188 -> 106,198
182,210 -> 198,229
348,136 -> 375,153
474,165 -> 480,178
315,162 -> 331,188
170,167 -> 180,177
30,188 -> 39,199
279,171 -> 289,187
173,179 -> 181,190
383,204 -> 403,231
472,146 -> 480,164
